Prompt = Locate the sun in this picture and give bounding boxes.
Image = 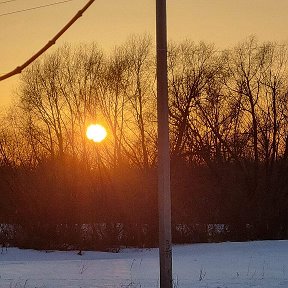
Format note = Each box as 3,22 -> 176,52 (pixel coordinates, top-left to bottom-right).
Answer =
86,124 -> 107,143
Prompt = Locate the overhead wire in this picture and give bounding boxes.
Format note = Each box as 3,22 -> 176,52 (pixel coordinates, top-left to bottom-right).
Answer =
0,0 -> 19,5
0,0 -> 95,81
0,0 -> 75,17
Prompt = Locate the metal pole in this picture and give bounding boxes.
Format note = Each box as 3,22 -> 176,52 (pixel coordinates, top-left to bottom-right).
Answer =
156,0 -> 172,287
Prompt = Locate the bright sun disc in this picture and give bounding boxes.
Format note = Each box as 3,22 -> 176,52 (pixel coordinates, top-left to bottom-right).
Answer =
86,124 -> 107,143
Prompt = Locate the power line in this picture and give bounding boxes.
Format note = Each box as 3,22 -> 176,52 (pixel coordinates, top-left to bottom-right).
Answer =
0,0 -> 19,4
0,0 -> 95,81
0,0 -> 75,17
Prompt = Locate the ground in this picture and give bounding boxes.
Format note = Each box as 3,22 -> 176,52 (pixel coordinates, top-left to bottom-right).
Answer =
1,240 -> 288,287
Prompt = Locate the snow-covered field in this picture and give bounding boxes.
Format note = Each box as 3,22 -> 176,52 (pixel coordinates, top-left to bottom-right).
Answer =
1,240 -> 288,288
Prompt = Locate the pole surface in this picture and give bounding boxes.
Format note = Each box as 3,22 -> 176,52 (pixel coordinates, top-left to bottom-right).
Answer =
156,0 -> 172,287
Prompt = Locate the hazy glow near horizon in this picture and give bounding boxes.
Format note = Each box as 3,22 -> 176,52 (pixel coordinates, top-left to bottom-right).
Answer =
86,124 -> 107,143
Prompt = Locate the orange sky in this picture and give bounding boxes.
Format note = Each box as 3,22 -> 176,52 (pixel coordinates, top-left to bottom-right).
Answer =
1,0 -> 288,107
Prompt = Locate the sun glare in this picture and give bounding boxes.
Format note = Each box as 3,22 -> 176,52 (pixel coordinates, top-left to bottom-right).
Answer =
86,124 -> 107,143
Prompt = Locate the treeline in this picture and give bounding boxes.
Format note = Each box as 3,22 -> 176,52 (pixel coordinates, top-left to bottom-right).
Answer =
1,35 -> 288,249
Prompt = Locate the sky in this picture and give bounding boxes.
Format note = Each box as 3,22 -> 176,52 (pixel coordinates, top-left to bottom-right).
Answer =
1,0 -> 288,107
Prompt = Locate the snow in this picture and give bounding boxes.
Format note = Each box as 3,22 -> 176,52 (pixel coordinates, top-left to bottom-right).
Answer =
1,240 -> 288,287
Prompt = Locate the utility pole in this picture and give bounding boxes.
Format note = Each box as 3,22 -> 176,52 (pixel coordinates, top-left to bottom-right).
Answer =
156,0 -> 172,288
